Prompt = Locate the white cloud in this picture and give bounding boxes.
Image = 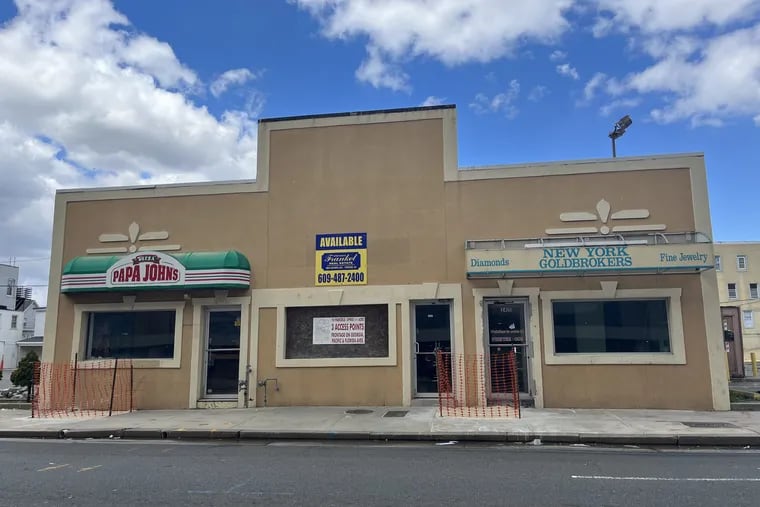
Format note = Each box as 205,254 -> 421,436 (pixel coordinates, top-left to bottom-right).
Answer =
600,98 -> 640,116
583,1 -> 760,126
582,72 -> 608,102
0,0 -> 262,304
593,0 -> 760,34
591,16 -> 615,38
470,79 -> 520,118
294,0 -> 574,90
420,96 -> 446,106
121,35 -> 198,90
690,116 -> 724,128
556,63 -> 579,80
549,50 -> 567,61
354,45 -> 410,91
290,0 -> 760,127
528,85 -> 549,102
637,34 -> 700,60
616,23 -> 760,124
210,68 -> 258,97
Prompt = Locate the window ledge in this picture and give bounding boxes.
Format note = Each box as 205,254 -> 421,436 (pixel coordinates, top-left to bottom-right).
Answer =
79,358 -> 180,369
276,357 -> 396,368
545,352 -> 684,365
540,287 -> 686,366
71,301 -> 185,369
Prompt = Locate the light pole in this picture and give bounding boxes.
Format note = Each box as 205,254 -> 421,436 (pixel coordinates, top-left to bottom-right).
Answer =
609,114 -> 633,158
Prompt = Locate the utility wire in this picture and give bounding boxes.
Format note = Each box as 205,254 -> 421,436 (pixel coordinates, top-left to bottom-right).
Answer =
0,284 -> 49,288
4,257 -> 51,262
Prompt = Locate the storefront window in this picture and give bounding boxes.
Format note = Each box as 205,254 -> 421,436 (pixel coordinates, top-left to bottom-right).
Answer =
86,310 -> 176,359
552,300 -> 670,354
285,304 -> 389,359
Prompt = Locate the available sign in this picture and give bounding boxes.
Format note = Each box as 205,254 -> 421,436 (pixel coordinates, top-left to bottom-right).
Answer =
313,316 -> 366,344
315,232 -> 367,286
466,243 -> 714,278
106,251 -> 186,288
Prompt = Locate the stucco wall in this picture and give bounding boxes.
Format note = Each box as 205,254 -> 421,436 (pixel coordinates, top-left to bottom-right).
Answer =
254,306 -> 403,406
44,107 -> 721,410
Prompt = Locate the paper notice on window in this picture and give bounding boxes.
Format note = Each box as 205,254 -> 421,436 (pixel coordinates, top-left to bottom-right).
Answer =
313,316 -> 366,344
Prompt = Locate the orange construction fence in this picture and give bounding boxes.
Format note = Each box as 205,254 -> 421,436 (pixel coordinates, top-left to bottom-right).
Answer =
436,350 -> 521,418
32,359 -> 134,418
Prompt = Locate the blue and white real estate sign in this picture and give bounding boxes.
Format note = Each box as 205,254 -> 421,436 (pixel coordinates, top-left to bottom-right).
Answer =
315,232 -> 368,286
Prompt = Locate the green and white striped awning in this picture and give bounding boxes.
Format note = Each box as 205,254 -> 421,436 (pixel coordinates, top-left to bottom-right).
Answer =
61,250 -> 251,293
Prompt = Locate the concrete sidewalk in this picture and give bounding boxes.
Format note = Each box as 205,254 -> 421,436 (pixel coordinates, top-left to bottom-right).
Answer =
2,406 -> 760,446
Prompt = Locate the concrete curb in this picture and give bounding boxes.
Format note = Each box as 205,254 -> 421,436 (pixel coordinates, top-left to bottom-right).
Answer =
676,434 -> 760,446
0,402 -> 32,410
164,429 -> 240,440
122,428 -> 164,439
2,428 -> 760,447
60,429 -> 123,439
0,429 -> 62,439
731,402 -> 760,411
579,433 -> 678,446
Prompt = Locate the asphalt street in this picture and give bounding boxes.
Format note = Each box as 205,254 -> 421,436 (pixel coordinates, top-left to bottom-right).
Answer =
1,439 -> 759,506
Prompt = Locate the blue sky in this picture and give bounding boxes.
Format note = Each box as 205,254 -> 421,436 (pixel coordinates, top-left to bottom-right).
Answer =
0,0 -> 759,300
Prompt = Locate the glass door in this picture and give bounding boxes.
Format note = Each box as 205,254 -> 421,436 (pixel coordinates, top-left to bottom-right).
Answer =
203,309 -> 241,398
413,302 -> 452,397
484,300 -> 530,395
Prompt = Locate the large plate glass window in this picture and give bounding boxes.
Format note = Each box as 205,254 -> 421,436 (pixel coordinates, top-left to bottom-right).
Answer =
86,310 -> 175,359
553,299 -> 670,354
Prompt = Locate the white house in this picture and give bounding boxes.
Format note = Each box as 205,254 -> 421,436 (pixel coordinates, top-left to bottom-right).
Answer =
0,264 -> 41,376
17,297 -> 38,339
0,264 -> 18,311
16,307 -> 44,362
0,308 -> 24,377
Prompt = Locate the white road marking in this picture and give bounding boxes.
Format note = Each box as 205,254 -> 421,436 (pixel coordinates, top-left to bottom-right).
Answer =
78,465 -> 102,472
572,475 -> 760,482
37,464 -> 70,472
226,476 -> 254,493
187,490 -> 294,496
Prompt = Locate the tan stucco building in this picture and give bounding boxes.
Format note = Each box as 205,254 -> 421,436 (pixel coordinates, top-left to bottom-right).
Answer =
715,242 -> 760,362
42,105 -> 729,411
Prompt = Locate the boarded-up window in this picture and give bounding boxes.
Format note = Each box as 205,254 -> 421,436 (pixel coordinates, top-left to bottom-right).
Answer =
285,305 -> 389,359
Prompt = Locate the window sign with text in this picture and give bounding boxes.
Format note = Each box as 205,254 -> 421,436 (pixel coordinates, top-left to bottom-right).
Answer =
313,317 -> 366,344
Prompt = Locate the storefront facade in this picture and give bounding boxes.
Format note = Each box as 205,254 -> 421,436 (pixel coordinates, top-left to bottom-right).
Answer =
42,105 -> 730,410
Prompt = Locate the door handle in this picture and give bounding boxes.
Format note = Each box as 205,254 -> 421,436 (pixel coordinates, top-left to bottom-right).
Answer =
415,342 -> 420,354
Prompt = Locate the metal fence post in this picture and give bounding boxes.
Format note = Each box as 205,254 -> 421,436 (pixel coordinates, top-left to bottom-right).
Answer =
72,353 -> 78,412
108,358 -> 118,416
31,362 -> 38,419
129,361 -> 134,413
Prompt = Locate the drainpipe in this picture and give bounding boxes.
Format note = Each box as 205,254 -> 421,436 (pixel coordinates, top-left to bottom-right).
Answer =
257,378 -> 279,406
238,365 -> 253,408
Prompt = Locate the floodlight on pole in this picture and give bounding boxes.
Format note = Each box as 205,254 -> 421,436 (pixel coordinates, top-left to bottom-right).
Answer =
608,114 -> 632,158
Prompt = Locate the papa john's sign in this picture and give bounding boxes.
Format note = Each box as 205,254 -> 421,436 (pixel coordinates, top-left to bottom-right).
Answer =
106,251 -> 186,288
